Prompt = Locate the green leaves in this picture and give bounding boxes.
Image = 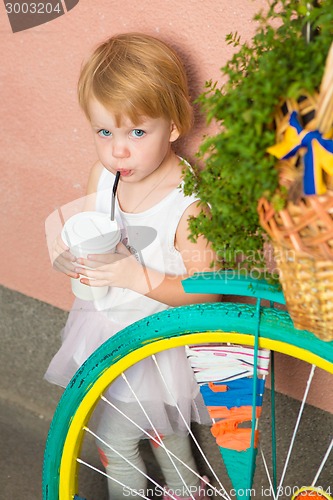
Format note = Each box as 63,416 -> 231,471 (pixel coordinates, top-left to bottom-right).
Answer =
184,0 -> 333,274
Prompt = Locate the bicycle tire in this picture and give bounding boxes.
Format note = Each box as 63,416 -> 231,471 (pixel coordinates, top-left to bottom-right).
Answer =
43,299 -> 333,500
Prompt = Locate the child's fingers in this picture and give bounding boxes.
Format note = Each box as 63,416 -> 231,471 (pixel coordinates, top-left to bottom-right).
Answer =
74,266 -> 103,279
74,264 -> 120,283
115,241 -> 131,256
55,249 -> 77,264
54,264 -> 80,279
79,242 -> 131,266
52,236 -> 77,271
76,253 -> 124,268
79,277 -> 109,287
53,252 -> 80,278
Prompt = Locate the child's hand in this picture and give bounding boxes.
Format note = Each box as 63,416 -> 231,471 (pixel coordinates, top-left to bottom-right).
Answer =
75,242 -> 148,291
52,235 -> 79,279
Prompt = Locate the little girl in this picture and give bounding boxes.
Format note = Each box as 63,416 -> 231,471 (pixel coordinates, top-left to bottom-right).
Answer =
45,33 -> 218,499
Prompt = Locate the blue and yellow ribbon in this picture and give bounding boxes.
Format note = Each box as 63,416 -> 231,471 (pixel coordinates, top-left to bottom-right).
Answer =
267,111 -> 333,195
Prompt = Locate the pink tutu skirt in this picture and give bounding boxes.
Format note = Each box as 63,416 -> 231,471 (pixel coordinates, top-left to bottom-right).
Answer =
45,297 -> 210,436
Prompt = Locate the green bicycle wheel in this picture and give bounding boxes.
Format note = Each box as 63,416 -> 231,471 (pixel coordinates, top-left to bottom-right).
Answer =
43,273 -> 333,500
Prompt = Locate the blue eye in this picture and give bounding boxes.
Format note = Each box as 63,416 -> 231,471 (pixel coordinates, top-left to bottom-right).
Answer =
98,129 -> 112,137
131,129 -> 145,138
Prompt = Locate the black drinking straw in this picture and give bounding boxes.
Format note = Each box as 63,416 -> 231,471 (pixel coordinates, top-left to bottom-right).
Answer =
111,171 -> 121,221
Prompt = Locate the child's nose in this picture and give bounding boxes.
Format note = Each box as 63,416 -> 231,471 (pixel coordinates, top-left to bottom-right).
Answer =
112,140 -> 130,159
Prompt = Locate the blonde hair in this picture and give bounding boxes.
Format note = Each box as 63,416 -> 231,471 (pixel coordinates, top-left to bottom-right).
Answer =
78,33 -> 193,137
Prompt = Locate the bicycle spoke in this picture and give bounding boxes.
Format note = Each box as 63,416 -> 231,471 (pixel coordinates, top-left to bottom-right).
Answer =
260,448 -> 278,500
84,427 -> 179,500
270,351 -> 277,495
101,372 -> 231,499
152,353 -> 232,500
77,458 -> 151,500
277,364 -> 316,497
312,437 -> 333,487
100,394 -> 224,497
121,371 -> 198,500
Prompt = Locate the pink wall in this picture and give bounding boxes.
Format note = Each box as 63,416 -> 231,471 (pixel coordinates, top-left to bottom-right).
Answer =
0,0 -> 264,310
0,1 -> 331,412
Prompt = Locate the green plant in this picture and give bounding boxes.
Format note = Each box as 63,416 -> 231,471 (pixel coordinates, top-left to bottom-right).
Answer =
184,0 -> 333,274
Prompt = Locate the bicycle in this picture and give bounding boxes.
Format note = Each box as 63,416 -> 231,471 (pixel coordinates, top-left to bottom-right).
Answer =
43,271 -> 333,500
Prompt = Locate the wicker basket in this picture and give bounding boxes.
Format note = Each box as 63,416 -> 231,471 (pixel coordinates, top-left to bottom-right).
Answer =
259,196 -> 333,341
258,43 -> 333,341
273,244 -> 333,341
258,193 -> 333,260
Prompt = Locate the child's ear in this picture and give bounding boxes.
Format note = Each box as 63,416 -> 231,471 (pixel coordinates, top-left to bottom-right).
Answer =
169,122 -> 180,142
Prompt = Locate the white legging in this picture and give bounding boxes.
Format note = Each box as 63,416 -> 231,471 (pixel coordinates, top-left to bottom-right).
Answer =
96,401 -> 200,499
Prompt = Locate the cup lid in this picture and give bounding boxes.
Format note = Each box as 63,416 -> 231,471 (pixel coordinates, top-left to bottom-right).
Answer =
62,212 -> 120,250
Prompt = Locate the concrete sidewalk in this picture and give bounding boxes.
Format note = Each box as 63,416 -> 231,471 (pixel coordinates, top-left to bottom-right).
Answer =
0,397 -> 55,499
0,285 -> 332,500
0,285 -> 65,499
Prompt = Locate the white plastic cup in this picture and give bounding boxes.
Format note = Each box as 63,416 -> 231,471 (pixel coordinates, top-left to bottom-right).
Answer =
61,211 -> 121,301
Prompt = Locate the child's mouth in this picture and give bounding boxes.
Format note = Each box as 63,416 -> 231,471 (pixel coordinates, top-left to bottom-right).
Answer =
119,169 -> 132,177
